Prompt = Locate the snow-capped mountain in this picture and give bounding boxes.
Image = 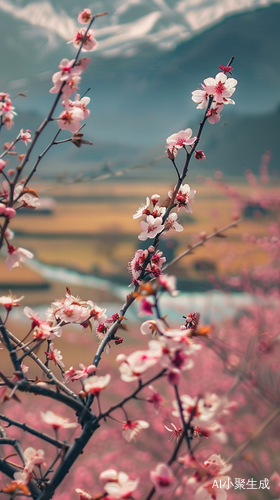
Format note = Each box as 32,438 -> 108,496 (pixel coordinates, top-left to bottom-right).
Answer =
0,0 -> 279,55
0,0 -> 280,176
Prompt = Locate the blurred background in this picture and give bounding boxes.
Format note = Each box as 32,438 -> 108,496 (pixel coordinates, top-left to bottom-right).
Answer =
1,3 -> 280,498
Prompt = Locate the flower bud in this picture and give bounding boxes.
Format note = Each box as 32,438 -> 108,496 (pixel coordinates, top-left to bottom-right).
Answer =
167,369 -> 180,385
4,207 -> 16,219
195,150 -> 206,160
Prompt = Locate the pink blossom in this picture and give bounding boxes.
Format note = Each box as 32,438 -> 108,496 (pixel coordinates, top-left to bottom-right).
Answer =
71,363 -> 96,380
164,422 -> 182,443
50,59 -> 81,94
20,129 -> 31,145
5,245 -> 34,272
75,489 -> 92,500
166,128 -> 196,152
70,94 -> 91,119
24,306 -> 59,338
133,197 -> 150,219
83,374 -> 111,396
0,159 -> 9,171
164,212 -> 183,232
168,183 -> 196,213
4,207 -> 16,219
76,57 -> 92,72
89,304 -> 107,323
122,419 -> 149,442
44,343 -> 65,368
64,366 -> 77,383
206,103 -> 223,124
78,9 -> 92,24
41,411 -> 78,430
100,469 -> 139,499
203,72 -> 237,101
0,294 -> 24,311
159,274 -> 179,296
140,319 -> 166,336
24,447 -> 45,474
58,107 -> 84,133
138,298 -> 154,316
148,385 -> 164,414
138,215 -> 164,241
150,463 -> 177,495
195,477 -> 231,500
191,88 -> 209,109
116,349 -> 159,382
47,293 -> 94,325
69,28 -> 98,52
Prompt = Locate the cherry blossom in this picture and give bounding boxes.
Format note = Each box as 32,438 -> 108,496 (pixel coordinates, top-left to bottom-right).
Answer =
89,304 -> 107,324
116,349 -> 159,382
0,159 -> 9,171
24,306 -> 60,338
148,385 -> 164,414
166,128 -> 196,153
168,183 -> 196,213
5,245 -> 34,272
41,411 -> 78,430
84,374 -> 111,396
203,72 -> 237,101
133,196 -> 150,219
100,469 -> 139,499
164,422 -> 182,443
20,129 -> 32,145
71,363 -> 96,380
24,447 -> 45,474
46,293 -> 94,325
49,59 -> 81,95
69,28 -> 98,52
70,94 -> 91,118
75,489 -> 93,500
140,319 -> 166,336
64,366 -> 77,383
44,343 -> 65,368
122,419 -> 149,442
159,274 -> 179,296
0,294 -> 24,311
58,107 -> 84,133
138,215 -> 164,241
206,103 -> 223,124
150,463 -> 177,495
195,477 -> 231,500
128,248 -> 166,283
78,9 -> 92,24
164,212 -> 183,232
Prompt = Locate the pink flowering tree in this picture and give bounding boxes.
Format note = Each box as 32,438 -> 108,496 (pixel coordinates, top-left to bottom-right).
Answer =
0,10 -> 279,500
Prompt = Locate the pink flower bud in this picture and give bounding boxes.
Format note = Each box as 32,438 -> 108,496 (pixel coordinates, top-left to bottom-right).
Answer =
151,194 -> 160,205
4,207 -> 16,219
195,150 -> 206,160
78,8 -> 92,24
167,369 -> 181,385
115,337 -> 123,345
148,246 -> 155,253
7,169 -> 15,177
0,159 -> 8,171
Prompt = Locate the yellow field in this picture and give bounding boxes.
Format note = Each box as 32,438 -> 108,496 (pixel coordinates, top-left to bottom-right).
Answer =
0,178 -> 276,305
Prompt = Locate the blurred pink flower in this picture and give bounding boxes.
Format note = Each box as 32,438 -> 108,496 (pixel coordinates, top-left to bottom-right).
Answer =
150,463 -> 177,495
